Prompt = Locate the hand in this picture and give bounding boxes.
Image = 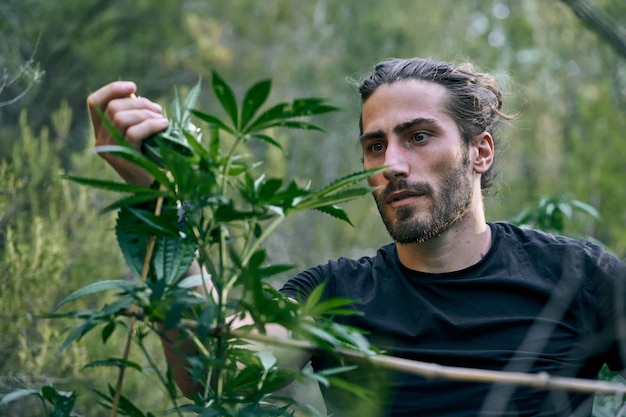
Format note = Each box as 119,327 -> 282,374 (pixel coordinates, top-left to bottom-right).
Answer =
87,81 -> 169,186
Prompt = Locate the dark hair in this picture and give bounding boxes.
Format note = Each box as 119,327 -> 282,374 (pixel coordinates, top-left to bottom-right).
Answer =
357,57 -> 516,190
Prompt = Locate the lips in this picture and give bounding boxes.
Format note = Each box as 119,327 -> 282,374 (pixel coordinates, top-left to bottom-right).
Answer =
385,190 -> 425,205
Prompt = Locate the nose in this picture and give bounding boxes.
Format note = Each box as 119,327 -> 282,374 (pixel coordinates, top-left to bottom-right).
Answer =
382,143 -> 409,182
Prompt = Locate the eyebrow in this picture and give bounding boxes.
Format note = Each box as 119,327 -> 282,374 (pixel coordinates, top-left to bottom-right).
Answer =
359,117 -> 440,143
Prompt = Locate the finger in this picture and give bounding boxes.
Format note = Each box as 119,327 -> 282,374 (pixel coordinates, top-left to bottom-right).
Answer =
104,95 -> 163,117
107,108 -> 167,136
124,117 -> 170,147
87,81 -> 137,120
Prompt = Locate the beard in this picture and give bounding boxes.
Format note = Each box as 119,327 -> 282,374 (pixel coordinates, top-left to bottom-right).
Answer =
374,158 -> 473,244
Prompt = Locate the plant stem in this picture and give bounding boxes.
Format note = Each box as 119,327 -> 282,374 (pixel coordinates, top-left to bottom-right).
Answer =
110,193 -> 165,417
109,317 -> 135,417
137,334 -> 184,417
241,215 -> 284,266
188,322 -> 626,397
218,134 -> 245,195
220,216 -> 284,302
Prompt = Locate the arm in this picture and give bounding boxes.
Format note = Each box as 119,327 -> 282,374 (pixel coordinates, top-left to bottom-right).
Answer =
87,81 -> 169,186
162,262 -> 313,398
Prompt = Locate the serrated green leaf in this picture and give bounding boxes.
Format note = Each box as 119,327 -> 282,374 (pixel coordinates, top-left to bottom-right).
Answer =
52,280 -> 136,312
558,202 -> 573,219
302,283 -> 325,314
101,296 -> 136,316
257,178 -> 283,201
249,133 -> 284,151
182,78 -> 202,125
241,79 -> 272,131
248,249 -> 267,270
248,98 -> 339,132
298,321 -> 340,348
191,109 -> 235,134
256,263 -> 295,279
309,168 -> 382,198
252,120 -> 325,132
63,175 -> 162,194
123,207 -> 181,238
102,320 -> 116,343
571,200 -> 600,219
60,317 -> 105,350
306,297 -> 358,317
99,193 -> 168,215
94,145 -> 170,186
152,234 -> 197,285
162,301 -> 185,331
211,70 -> 239,128
183,129 -> 211,165
293,187 -> 374,213
116,207 -> 151,277
41,386 -> 76,416
315,205 -> 352,226
115,392 -> 148,417
141,131 -> 194,166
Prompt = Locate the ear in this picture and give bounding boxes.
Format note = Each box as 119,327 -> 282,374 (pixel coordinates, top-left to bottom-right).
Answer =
470,132 -> 494,175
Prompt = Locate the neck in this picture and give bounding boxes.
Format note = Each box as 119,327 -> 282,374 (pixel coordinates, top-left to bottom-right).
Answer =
395,202 -> 492,274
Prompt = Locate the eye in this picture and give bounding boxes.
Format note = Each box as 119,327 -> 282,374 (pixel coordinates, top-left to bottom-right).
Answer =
410,131 -> 430,143
367,142 -> 386,153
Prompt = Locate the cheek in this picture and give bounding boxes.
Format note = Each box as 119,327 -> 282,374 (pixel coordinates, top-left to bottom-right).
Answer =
431,148 -> 466,174
367,173 -> 385,188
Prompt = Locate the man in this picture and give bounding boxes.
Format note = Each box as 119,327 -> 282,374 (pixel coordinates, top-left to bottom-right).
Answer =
88,57 -> 626,417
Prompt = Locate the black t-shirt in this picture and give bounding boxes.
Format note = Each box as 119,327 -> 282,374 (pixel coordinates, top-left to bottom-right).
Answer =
280,222 -> 626,417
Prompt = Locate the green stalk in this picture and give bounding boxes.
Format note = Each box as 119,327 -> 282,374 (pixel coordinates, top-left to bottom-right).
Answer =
241,215 -> 285,266
111,191 -> 164,417
209,132 -> 249,410
137,332 -> 184,417
221,215 -> 284,298
218,133 -> 246,195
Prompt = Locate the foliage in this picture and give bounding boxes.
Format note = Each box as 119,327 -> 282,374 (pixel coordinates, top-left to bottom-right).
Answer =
0,102 -> 169,416
0,385 -> 76,417
511,194 -> 600,236
40,72 -> 380,416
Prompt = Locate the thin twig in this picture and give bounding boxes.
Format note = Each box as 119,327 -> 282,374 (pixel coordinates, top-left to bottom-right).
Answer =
110,193 -> 165,417
174,317 -> 626,397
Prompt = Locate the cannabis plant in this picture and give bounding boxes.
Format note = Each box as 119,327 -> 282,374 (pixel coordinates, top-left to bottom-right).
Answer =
46,72 -> 379,416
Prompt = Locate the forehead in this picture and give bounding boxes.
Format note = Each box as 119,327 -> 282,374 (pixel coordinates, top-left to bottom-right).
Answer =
361,79 -> 453,132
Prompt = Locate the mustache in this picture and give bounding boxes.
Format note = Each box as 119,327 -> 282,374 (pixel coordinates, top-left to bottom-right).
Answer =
376,179 -> 433,201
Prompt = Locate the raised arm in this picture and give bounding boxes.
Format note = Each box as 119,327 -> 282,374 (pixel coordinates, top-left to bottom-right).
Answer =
87,81 -> 169,186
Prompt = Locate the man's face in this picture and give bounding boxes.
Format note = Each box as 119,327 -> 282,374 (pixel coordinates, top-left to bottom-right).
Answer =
360,79 -> 474,243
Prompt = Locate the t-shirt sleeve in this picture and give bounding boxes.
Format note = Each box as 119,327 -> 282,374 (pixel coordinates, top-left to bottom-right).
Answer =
279,263 -> 331,302
582,240 -> 626,371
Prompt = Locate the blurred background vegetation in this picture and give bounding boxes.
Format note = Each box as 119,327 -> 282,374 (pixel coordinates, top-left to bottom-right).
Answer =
1,0 -> 625,415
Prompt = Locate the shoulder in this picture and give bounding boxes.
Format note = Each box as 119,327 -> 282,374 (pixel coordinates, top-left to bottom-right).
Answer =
492,221 -> 598,253
490,221 -> 625,276
280,243 -> 398,300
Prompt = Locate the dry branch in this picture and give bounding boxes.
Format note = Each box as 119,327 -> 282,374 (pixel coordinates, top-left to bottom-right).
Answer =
172,318 -> 626,397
